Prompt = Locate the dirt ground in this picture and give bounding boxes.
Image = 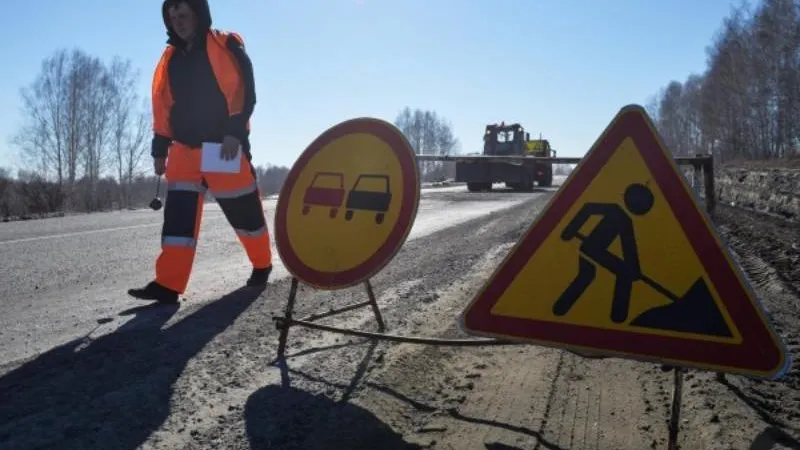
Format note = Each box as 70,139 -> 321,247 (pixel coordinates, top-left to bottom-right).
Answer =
692,205 -> 800,450
714,166 -> 800,221
0,190 -> 798,450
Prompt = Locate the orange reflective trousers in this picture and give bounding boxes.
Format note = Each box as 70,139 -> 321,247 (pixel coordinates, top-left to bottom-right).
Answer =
155,142 -> 272,293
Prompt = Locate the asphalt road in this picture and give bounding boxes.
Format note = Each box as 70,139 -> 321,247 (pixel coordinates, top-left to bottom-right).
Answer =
2,175 -> 796,450
0,183 -> 556,366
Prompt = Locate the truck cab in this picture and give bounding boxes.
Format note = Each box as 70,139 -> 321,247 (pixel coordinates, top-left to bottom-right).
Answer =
483,122 -> 527,156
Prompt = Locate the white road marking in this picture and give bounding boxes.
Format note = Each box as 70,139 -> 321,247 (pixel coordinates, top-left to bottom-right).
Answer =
0,183 -> 554,246
0,223 -> 164,245
0,201 -> 276,246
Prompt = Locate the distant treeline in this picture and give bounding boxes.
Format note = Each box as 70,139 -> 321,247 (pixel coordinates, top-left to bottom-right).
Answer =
0,165 -> 289,221
647,0 -> 800,163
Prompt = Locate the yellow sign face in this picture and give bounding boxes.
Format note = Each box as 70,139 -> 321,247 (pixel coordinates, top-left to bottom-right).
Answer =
275,117 -> 420,290
493,136 -> 741,341
460,104 -> 789,380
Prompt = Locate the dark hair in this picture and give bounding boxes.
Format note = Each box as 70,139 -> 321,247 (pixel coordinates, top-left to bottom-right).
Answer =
161,0 -> 212,45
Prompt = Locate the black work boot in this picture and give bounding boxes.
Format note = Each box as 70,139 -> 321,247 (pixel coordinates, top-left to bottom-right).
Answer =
127,281 -> 179,304
246,265 -> 272,287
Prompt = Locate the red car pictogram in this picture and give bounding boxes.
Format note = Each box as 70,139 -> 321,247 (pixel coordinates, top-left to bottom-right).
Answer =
302,172 -> 346,218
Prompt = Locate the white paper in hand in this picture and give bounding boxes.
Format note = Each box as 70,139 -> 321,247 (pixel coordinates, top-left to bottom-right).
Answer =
201,142 -> 241,173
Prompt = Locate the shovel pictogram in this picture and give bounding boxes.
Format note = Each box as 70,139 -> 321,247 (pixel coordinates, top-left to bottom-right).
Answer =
560,230 -> 732,338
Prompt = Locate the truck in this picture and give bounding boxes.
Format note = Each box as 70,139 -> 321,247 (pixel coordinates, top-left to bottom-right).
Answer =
455,122 -> 555,192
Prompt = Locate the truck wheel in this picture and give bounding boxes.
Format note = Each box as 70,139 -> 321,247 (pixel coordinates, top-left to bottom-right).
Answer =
522,177 -> 534,192
467,183 -> 482,192
539,173 -> 553,187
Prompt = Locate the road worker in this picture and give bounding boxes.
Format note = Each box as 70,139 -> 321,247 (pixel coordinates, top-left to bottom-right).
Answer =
128,0 -> 273,304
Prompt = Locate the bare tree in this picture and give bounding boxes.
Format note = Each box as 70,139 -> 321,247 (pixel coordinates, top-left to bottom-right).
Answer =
645,93 -> 661,124
77,52 -> 116,210
0,168 -> 11,218
254,164 -> 290,195
649,0 -> 800,163
395,107 -> 460,181
12,49 -> 70,187
108,57 -> 149,208
12,48 -> 93,210
11,48 -> 148,212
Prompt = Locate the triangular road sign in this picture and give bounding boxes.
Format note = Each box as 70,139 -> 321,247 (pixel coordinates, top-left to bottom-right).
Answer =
460,104 -> 790,380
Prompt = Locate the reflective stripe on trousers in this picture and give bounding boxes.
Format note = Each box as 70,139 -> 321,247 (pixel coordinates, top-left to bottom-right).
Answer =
154,143 -> 273,293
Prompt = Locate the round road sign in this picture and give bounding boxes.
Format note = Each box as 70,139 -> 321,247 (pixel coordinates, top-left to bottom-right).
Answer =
274,117 -> 420,290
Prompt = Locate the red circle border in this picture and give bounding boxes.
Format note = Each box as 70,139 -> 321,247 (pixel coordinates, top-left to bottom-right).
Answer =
274,117 -> 420,290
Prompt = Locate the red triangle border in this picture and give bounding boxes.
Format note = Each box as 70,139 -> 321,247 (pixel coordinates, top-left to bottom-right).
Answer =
461,105 -> 789,379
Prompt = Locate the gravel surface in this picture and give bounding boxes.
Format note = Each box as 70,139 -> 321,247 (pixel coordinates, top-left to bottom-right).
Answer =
0,183 -> 798,450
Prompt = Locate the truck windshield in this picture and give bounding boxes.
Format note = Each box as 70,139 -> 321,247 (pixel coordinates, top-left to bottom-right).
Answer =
495,130 -> 518,143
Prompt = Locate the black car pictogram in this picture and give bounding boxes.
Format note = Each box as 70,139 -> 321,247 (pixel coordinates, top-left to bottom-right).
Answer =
344,174 -> 392,225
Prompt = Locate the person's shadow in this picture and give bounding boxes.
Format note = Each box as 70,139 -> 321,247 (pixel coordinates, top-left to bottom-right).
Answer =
0,286 -> 263,450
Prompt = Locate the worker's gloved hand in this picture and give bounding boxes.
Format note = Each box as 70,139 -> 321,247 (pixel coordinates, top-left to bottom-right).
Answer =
154,157 -> 166,176
220,135 -> 241,161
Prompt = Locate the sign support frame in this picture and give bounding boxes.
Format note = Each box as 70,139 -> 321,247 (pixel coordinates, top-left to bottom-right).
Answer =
275,276 -> 387,362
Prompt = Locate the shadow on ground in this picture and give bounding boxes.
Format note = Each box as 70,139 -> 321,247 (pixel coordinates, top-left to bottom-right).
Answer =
246,338 -> 422,450
717,375 -> 800,448
0,286 -> 263,450
245,385 -> 421,450
748,426 -> 800,450
253,337 -> 568,450
485,444 -> 525,450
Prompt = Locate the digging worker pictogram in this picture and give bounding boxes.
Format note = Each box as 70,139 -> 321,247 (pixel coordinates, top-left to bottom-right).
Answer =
129,0 -> 273,304
553,183 -> 655,323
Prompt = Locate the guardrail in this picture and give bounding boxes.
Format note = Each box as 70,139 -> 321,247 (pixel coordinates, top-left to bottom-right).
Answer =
415,154 -> 717,215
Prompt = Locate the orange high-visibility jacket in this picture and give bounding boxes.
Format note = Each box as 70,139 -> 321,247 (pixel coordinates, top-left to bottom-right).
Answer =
151,2 -> 255,158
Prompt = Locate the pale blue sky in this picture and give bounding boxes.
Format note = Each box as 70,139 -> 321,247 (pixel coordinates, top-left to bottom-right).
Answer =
0,0 -> 739,174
